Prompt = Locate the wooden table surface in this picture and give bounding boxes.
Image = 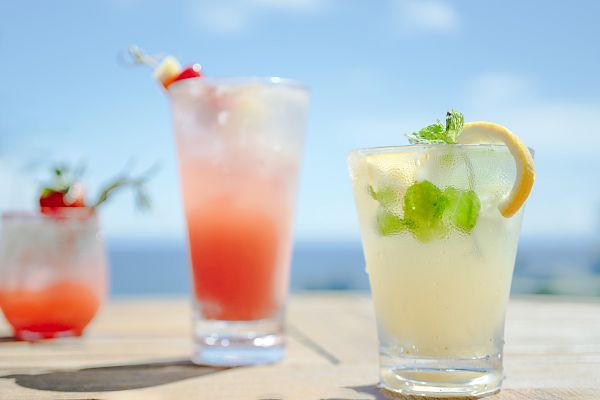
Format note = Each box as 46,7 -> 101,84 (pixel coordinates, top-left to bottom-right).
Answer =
0,293 -> 599,400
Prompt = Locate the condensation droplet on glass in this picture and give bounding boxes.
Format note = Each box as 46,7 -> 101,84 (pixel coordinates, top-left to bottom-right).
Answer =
215,86 -> 228,97
205,336 -> 217,345
217,111 -> 230,126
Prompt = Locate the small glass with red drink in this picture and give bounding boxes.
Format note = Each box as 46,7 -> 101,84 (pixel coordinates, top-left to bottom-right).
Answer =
0,209 -> 107,341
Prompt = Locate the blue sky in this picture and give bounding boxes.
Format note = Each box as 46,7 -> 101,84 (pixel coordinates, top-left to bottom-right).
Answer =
1,0 -> 600,242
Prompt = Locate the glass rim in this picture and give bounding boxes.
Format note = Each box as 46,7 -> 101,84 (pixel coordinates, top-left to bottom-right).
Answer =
168,76 -> 308,92
349,143 -> 535,156
2,209 -> 97,221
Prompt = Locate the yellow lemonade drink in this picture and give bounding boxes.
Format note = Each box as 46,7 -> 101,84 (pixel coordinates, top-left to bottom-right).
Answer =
348,112 -> 535,397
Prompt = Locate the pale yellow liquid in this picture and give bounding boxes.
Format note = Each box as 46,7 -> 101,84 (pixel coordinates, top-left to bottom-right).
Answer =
349,146 -> 523,358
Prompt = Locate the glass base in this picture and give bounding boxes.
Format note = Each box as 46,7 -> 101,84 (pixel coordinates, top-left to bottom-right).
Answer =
192,314 -> 285,367
380,353 -> 503,398
15,327 -> 83,342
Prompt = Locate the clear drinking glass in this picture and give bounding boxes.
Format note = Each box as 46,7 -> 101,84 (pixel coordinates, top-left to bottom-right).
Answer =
0,210 -> 107,341
169,77 -> 309,366
348,144 -> 529,397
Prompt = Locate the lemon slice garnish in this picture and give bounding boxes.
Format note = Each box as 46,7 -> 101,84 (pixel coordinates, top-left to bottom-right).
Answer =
457,121 -> 535,218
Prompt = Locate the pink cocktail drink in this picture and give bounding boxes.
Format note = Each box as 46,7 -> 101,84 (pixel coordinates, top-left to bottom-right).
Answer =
181,160 -> 296,322
0,211 -> 107,341
170,77 -> 308,365
0,280 -> 100,340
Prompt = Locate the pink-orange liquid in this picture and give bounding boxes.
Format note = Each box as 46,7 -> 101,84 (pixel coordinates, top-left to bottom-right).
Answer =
189,202 -> 281,320
171,80 -> 306,325
0,280 -> 100,340
180,160 -> 295,322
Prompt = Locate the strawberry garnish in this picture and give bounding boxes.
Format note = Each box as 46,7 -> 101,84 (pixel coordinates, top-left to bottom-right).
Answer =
129,47 -> 203,90
162,64 -> 202,89
172,64 -> 201,84
39,163 -> 157,215
40,189 -> 85,209
39,167 -> 86,214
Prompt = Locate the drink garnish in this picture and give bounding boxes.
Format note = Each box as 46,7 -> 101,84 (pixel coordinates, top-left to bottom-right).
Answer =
152,56 -> 182,88
406,109 -> 465,144
458,121 -> 535,217
370,181 -> 480,242
367,109 -> 533,240
39,163 -> 157,214
442,187 -> 481,233
129,46 -> 202,89
40,165 -> 86,211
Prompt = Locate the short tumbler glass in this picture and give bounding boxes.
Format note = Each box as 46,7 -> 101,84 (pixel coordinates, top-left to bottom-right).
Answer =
348,144 -> 529,397
169,77 -> 309,366
0,210 -> 107,341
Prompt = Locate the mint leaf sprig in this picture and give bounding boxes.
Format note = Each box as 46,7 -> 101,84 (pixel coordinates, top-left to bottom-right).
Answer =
40,164 -> 86,199
91,163 -> 159,210
39,162 -> 158,212
406,109 -> 465,145
369,181 -> 480,242
369,109 -> 477,242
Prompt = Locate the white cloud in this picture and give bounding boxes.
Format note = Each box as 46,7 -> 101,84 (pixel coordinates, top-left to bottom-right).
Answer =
190,0 -> 326,35
466,72 -> 534,106
394,0 -> 461,35
192,0 -> 460,37
196,2 -> 250,34
250,0 -> 322,12
463,71 -> 600,238
464,72 -> 600,158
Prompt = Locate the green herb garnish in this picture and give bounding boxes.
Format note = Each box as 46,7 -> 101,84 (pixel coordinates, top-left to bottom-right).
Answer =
406,109 -> 465,144
39,162 -> 158,211
91,165 -> 157,210
368,185 -> 399,208
369,180 -> 480,242
402,181 -> 449,241
368,109 -> 479,241
442,187 -> 481,233
376,209 -> 406,236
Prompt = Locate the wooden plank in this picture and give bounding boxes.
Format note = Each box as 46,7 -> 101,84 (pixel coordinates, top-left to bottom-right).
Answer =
502,297 -> 600,389
0,297 -> 328,371
0,294 -> 599,399
0,365 -> 597,399
287,293 -> 600,389
287,292 -> 379,364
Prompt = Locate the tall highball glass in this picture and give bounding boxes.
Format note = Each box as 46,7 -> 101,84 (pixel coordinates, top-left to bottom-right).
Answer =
169,77 -> 308,366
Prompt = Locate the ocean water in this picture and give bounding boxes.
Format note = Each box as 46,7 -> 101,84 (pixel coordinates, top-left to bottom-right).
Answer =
108,241 -> 368,295
107,238 -> 600,297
